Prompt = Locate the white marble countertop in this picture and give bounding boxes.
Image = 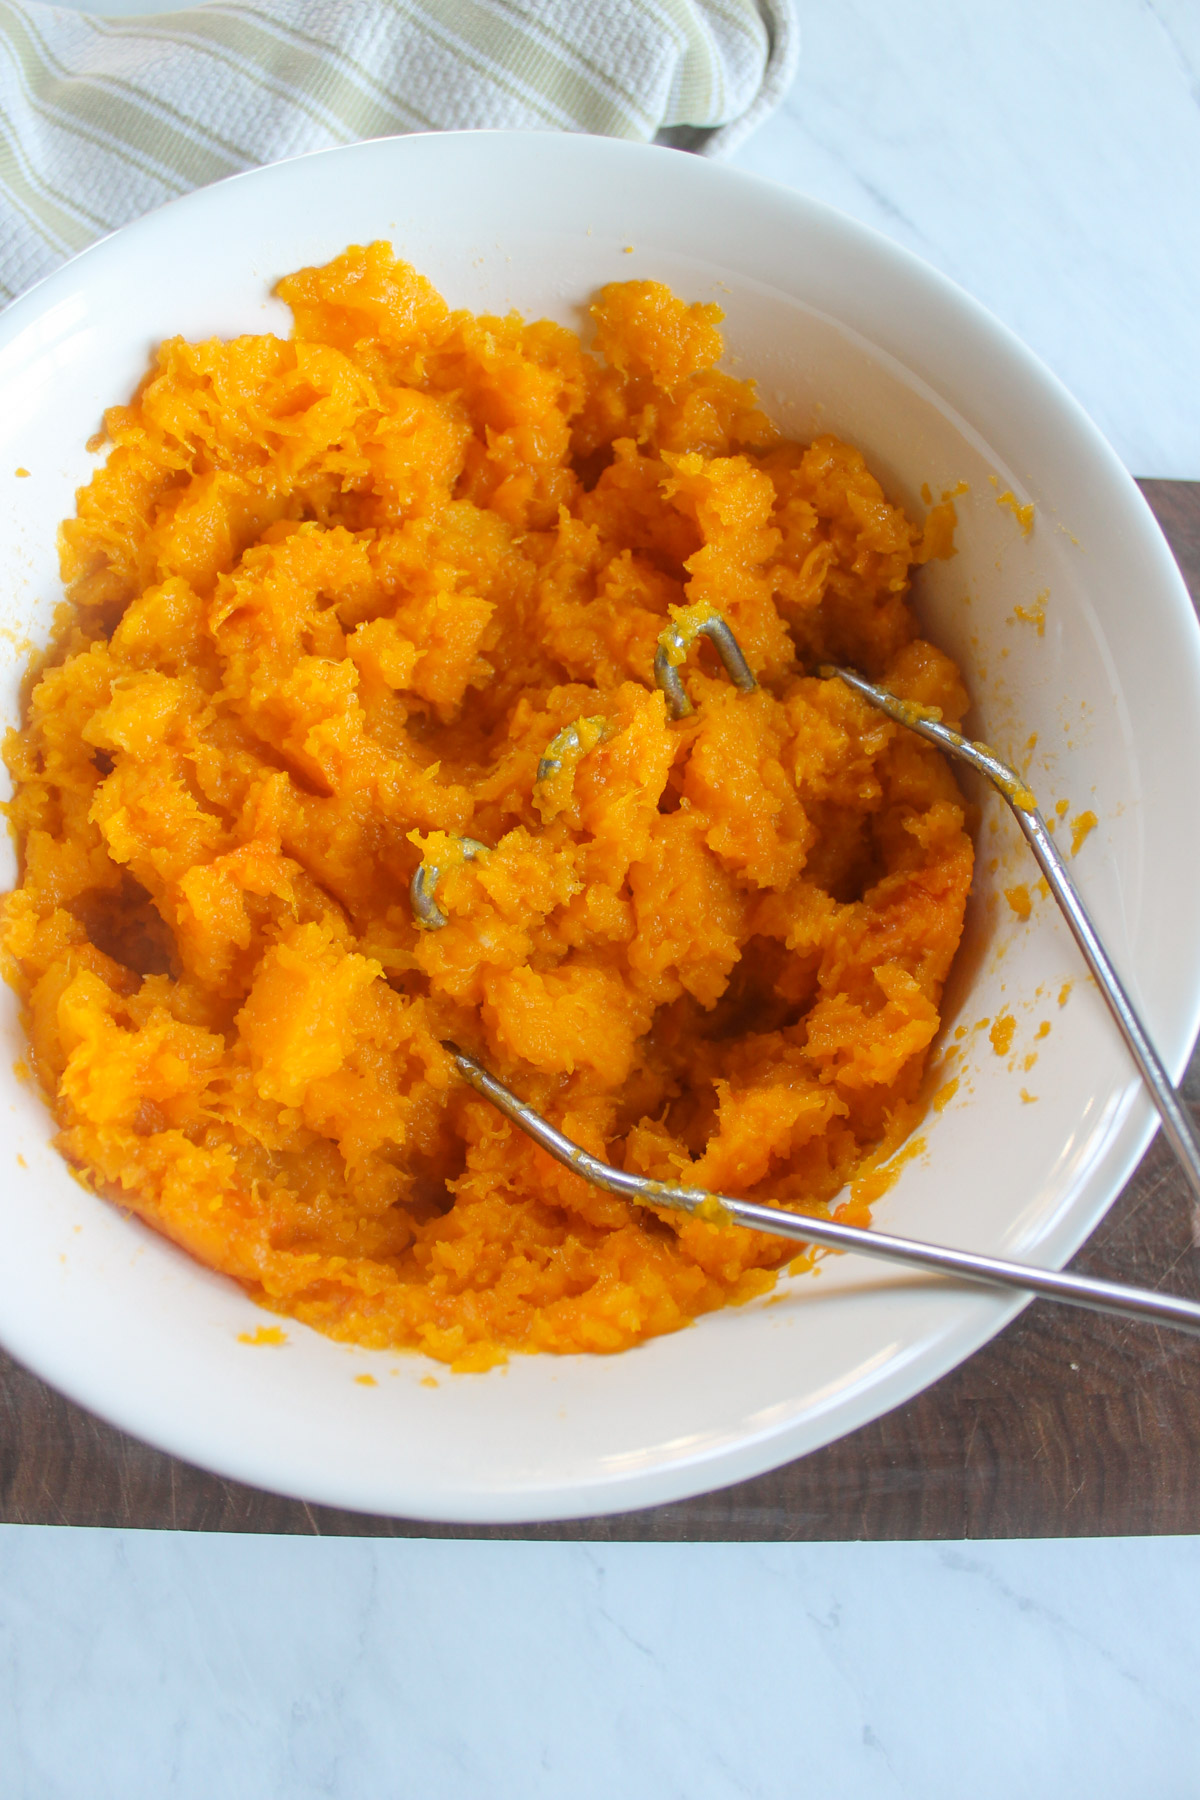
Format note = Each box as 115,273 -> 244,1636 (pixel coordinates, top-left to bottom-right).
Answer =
3,1527 -> 1200,1797
4,3 -> 1199,1794
726,0 -> 1200,479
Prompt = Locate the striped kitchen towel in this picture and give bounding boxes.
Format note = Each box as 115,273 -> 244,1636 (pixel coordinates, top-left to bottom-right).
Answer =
0,0 -> 798,303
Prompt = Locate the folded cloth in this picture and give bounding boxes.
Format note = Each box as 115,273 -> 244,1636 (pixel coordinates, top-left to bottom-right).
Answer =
0,0 -> 797,302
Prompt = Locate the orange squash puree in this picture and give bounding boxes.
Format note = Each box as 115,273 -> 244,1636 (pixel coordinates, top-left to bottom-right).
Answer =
1,244 -> 973,1368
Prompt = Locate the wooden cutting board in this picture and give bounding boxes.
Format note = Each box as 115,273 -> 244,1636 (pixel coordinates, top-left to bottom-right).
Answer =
3,480 -> 1198,1541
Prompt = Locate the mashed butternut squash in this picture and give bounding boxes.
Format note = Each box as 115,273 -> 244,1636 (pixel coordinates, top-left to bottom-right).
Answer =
2,245 -> 973,1368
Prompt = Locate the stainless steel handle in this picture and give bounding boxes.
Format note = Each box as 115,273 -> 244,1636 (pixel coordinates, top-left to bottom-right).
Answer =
451,1048 -> 1200,1340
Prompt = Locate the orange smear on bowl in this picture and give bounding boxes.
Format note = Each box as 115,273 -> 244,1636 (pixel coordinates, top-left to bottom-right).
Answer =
1004,884 -> 1032,921
1012,590 -> 1047,635
990,478 -> 1034,536
1070,810 -> 1098,856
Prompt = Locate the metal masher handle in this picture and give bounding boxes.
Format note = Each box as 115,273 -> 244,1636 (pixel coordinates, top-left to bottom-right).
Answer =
828,665 -> 1200,1208
449,1047 -> 1200,1339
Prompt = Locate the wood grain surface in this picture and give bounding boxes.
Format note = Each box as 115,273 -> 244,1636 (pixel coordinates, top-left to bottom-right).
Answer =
2,480 -> 1197,1542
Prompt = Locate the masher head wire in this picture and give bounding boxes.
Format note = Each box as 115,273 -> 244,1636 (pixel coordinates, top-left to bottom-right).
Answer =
654,607 -> 757,718
410,836 -> 490,930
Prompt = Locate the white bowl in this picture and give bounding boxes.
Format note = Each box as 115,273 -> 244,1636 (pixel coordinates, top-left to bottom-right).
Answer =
1,132 -> 1197,1524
